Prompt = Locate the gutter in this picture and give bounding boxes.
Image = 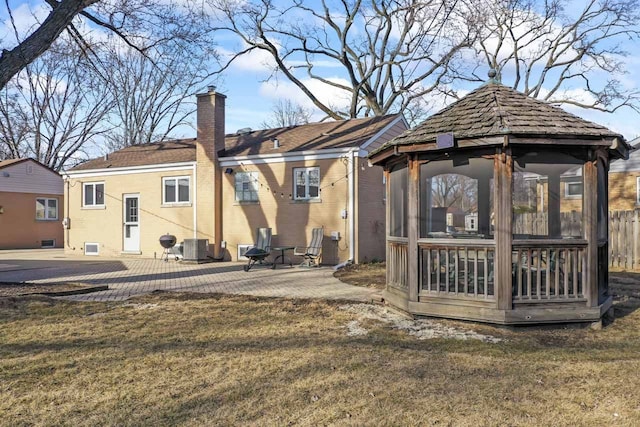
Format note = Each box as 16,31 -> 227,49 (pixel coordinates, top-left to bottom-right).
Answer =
348,148 -> 356,262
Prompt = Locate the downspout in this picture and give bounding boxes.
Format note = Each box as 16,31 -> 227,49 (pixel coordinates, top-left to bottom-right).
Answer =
192,163 -> 197,238
64,175 -> 72,249
348,148 -> 356,262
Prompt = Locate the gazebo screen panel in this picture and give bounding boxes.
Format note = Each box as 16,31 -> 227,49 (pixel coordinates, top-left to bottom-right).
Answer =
389,163 -> 408,238
419,155 -> 494,239
512,151 -> 585,239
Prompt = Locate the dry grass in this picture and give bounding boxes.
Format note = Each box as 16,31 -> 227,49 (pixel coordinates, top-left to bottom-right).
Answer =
334,262 -> 386,289
1,281 -> 640,426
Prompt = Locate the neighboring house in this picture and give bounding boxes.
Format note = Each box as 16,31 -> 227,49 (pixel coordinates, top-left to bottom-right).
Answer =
609,136 -> 640,211
63,89 -> 408,264
0,158 -> 64,249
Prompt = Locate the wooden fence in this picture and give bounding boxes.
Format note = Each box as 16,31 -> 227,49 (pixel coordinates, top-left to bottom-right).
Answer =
609,209 -> 640,270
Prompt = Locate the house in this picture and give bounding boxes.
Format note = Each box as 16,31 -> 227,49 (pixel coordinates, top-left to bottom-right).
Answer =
608,137 -> 640,211
0,158 -> 64,249
63,89 -> 408,264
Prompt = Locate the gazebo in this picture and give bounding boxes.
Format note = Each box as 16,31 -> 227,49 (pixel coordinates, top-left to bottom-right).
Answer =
369,77 -> 630,325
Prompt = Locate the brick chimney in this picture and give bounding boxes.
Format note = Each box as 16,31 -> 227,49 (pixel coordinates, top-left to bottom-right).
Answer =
196,86 -> 226,258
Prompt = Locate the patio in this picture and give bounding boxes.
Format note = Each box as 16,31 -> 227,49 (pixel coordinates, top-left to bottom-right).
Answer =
0,249 -> 378,302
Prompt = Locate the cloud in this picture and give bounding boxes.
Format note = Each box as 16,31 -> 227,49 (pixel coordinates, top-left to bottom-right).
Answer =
0,2 -> 50,49
258,76 -> 353,118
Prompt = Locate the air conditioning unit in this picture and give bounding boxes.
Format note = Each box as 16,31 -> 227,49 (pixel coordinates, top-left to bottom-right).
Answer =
237,244 -> 253,261
183,239 -> 208,262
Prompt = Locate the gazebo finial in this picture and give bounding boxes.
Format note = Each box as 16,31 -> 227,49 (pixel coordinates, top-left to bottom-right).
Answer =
488,68 -> 500,84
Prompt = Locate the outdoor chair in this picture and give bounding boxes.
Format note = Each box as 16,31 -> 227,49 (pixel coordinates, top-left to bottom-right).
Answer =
243,227 -> 272,272
294,227 -> 324,267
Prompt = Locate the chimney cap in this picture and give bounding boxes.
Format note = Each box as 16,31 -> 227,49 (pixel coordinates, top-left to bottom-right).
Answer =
208,85 -> 216,92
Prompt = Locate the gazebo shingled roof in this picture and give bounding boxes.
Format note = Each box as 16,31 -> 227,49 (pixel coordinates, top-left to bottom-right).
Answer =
370,82 -> 623,158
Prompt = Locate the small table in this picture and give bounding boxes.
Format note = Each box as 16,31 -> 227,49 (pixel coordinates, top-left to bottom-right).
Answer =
271,246 -> 294,269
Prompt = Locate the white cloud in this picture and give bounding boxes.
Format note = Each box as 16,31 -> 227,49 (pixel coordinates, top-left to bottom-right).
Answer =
0,2 -> 50,49
258,76 -> 353,118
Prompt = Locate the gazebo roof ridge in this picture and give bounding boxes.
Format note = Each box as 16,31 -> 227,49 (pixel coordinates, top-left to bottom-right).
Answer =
370,81 -> 624,157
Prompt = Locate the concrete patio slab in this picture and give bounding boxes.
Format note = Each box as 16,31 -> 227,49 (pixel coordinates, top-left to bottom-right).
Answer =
0,249 -> 379,302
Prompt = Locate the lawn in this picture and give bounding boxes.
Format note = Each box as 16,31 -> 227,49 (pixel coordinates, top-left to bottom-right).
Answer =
1,272 -> 640,426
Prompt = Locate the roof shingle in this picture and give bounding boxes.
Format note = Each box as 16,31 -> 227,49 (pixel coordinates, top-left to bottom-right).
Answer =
371,83 -> 622,156
70,115 -> 399,171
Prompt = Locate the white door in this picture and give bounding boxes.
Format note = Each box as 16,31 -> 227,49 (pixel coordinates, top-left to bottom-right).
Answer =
123,194 -> 140,252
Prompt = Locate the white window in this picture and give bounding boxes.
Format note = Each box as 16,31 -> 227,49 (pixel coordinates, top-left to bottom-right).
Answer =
294,167 -> 320,200
36,198 -> 58,220
163,176 -> 190,204
564,181 -> 583,198
84,243 -> 99,255
83,182 -> 105,207
235,172 -> 259,202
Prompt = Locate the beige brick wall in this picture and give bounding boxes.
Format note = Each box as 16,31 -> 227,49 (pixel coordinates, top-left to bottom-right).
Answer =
0,191 -> 63,249
609,172 -> 638,211
64,170 -> 195,257
221,158 -> 352,264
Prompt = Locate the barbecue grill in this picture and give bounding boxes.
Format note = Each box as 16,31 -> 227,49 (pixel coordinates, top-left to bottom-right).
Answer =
159,233 -> 177,261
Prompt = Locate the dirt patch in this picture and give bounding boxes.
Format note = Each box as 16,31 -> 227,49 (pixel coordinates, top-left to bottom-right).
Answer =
0,282 -> 91,297
333,262 -> 385,289
340,303 -> 503,342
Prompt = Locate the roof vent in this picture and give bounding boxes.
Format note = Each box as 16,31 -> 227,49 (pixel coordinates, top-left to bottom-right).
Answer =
104,153 -> 108,161
273,138 -> 280,149
236,127 -> 252,135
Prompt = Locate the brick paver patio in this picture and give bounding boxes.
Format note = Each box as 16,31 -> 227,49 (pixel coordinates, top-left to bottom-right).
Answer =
0,249 -> 379,302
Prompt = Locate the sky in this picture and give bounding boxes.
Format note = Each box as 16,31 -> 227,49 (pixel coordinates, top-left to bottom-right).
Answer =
2,0 -> 640,146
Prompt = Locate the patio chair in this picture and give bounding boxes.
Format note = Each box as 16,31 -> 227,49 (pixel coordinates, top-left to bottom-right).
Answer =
243,227 -> 272,272
294,227 -> 324,267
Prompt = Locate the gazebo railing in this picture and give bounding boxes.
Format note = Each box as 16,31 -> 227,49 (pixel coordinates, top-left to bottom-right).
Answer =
512,240 -> 587,302
387,237 -> 409,292
418,240 -> 495,299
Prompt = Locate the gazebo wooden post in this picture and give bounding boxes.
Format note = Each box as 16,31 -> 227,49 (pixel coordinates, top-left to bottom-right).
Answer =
584,151 -> 598,307
495,146 -> 513,310
408,155 -> 420,302
384,168 -> 391,290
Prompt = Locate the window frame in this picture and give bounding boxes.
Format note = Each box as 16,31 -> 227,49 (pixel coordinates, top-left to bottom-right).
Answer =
234,171 -> 259,203
162,176 -> 191,205
82,182 -> 105,208
36,197 -> 58,221
293,167 -> 321,201
564,180 -> 583,199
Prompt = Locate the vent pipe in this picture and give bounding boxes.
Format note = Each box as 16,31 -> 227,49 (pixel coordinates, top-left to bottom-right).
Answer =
273,138 -> 280,149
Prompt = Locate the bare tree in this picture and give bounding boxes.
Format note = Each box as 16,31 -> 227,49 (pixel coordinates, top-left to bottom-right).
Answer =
0,41 -> 113,170
467,0 -> 640,112
102,40 -> 216,150
260,99 -> 312,129
0,0 -> 217,91
210,0 -> 474,119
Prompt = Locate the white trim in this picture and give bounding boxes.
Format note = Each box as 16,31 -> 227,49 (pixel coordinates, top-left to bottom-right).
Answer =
65,162 -> 195,178
235,171 -> 259,202
359,115 -> 405,150
192,163 -> 197,239
84,242 -> 100,256
563,181 -> 583,199
219,148 -> 361,167
35,197 -> 58,220
348,150 -> 355,262
162,175 -> 191,204
636,176 -> 640,205
82,182 -> 105,207
293,167 -> 320,200
41,239 -> 56,248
